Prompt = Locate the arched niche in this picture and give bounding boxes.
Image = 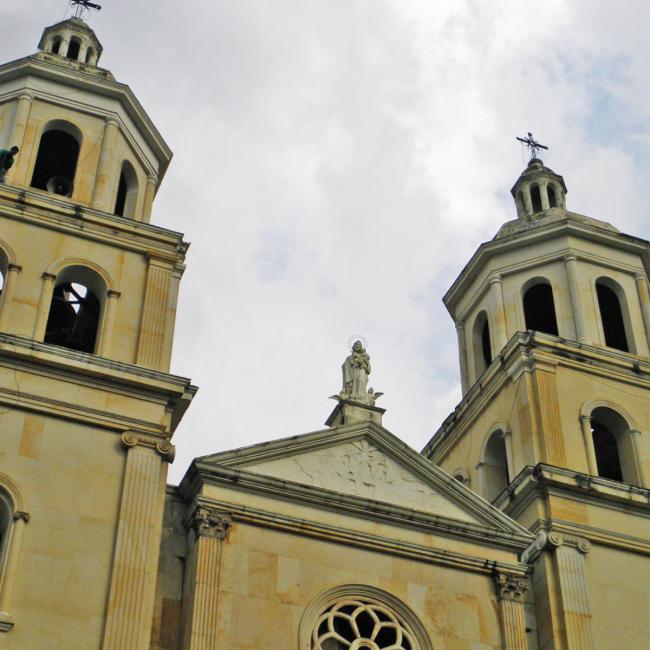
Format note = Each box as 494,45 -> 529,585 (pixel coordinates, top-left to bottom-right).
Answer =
590,406 -> 640,485
595,277 -> 633,353
43,264 -> 107,354
522,278 -> 559,336
51,36 -> 63,55
114,160 -> 139,218
530,184 -> 542,213
482,428 -> 510,502
30,120 -> 83,198
472,310 -> 492,379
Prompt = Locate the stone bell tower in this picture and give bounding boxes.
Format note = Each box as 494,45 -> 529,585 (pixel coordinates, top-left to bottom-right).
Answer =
423,154 -> 650,647
0,14 -> 195,650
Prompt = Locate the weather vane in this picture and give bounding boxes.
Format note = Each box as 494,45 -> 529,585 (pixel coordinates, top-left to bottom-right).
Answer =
516,132 -> 548,160
71,0 -> 102,19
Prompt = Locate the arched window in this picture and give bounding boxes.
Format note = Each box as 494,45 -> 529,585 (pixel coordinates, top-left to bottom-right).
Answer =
51,37 -> 62,55
483,429 -> 509,502
301,586 -> 431,650
44,265 -> 105,353
591,407 -> 639,484
530,184 -> 542,213
523,281 -> 559,336
67,38 -> 81,60
472,312 -> 492,378
596,279 -> 630,352
31,120 -> 82,197
548,185 -> 557,208
85,47 -> 95,64
114,160 -> 139,218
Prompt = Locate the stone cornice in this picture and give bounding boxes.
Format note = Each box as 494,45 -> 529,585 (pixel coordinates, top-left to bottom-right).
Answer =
184,461 -> 533,553
189,496 -> 530,577
423,332 -> 650,461
0,186 -> 189,261
444,215 -> 648,314
0,333 -> 196,434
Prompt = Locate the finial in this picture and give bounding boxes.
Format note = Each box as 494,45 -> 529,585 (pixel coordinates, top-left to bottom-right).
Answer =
336,340 -> 382,406
516,132 -> 548,161
71,0 -> 102,19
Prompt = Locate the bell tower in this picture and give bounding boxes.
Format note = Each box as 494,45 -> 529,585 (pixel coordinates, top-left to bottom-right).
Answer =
424,154 -> 650,647
0,13 -> 195,650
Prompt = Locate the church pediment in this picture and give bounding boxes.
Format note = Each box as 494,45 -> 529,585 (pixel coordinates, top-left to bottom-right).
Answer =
198,421 -> 527,534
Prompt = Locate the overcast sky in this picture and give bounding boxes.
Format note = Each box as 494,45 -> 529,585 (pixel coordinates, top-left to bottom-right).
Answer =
3,1 -> 650,483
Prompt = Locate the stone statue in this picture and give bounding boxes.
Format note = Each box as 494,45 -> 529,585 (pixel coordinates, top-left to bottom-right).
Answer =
341,340 -> 373,402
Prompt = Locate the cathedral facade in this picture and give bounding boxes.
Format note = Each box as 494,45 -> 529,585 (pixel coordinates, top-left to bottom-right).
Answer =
0,17 -> 648,650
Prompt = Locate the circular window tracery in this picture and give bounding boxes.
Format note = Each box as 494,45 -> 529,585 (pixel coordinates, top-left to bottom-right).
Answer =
313,598 -> 415,650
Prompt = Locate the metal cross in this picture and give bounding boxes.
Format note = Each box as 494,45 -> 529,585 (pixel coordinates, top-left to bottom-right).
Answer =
516,132 -> 548,160
71,0 -> 102,18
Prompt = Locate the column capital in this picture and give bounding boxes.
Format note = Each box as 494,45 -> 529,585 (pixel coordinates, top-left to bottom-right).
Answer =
107,289 -> 121,299
579,414 -> 592,425
41,272 -> 57,281
522,530 -> 590,562
455,321 -> 465,332
190,507 -> 232,541
634,272 -> 648,283
563,253 -> 578,263
104,118 -> 120,128
489,274 -> 503,286
493,571 -> 528,603
17,93 -> 33,103
120,431 -> 175,462
7,264 -> 21,273
12,511 -> 30,523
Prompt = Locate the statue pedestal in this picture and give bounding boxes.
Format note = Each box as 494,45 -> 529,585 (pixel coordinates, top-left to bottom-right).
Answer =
325,397 -> 385,428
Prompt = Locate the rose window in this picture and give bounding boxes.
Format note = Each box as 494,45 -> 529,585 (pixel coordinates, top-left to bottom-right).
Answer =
313,598 -> 415,650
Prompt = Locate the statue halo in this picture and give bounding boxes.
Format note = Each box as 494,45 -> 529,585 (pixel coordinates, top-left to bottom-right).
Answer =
347,334 -> 368,350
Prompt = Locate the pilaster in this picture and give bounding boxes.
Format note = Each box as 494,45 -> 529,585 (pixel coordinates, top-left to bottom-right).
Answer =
0,264 -> 21,333
181,507 -> 232,650
101,431 -> 174,650
489,275 -> 508,352
564,255 -> 588,343
493,571 -> 529,650
634,273 -> 650,353
455,321 -> 469,394
5,94 -> 32,186
92,119 -> 120,211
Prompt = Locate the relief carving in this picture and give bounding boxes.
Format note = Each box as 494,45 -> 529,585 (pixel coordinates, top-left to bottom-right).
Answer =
494,571 -> 528,603
191,508 -> 232,540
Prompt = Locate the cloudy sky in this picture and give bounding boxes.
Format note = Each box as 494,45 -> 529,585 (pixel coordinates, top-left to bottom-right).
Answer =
3,1 -> 650,482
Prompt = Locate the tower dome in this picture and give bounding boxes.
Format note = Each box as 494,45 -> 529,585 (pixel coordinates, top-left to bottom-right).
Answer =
511,158 -> 567,219
37,17 -> 103,66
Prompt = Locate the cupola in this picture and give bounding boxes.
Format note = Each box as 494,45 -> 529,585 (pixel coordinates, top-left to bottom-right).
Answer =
38,17 -> 103,66
511,158 -> 567,219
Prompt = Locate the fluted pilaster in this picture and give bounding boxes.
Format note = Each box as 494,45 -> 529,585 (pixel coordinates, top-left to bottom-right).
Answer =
493,571 -> 529,650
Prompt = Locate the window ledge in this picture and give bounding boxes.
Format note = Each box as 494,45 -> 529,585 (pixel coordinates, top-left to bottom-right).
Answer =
0,612 -> 14,632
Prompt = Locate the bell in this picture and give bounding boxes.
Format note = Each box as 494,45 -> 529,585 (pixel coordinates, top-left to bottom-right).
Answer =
46,175 -> 73,197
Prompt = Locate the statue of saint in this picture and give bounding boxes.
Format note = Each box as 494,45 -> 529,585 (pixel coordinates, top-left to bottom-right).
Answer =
342,340 -> 371,401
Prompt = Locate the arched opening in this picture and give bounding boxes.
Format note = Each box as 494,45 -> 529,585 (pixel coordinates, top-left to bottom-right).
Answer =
523,281 -> 559,336
591,407 -> 639,484
51,37 -> 62,55
483,429 -> 509,502
530,184 -> 543,212
0,490 -> 11,565
67,38 -> 81,61
596,280 -> 629,352
114,160 -> 139,218
472,311 -> 492,378
44,265 -> 105,354
85,47 -> 95,64
548,185 -> 557,208
31,120 -> 82,197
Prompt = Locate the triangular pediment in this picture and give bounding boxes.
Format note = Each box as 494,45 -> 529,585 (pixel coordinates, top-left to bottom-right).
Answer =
197,421 -> 529,536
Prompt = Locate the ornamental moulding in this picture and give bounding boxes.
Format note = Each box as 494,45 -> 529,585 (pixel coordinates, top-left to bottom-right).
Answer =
188,507 -> 232,540
493,571 -> 529,603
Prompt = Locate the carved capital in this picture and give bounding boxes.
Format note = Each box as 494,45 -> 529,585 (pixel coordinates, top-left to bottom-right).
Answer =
522,530 -> 590,563
494,571 -> 528,603
120,431 -> 176,462
191,508 -> 232,540
7,264 -> 22,274
563,253 -> 578,264
489,275 -> 503,286
13,511 -> 30,523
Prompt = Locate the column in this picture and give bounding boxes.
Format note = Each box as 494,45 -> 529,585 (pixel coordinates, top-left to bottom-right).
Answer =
455,321 -> 469,394
550,534 -> 595,649
142,174 -> 158,222
97,290 -> 121,357
92,119 -> 119,211
493,571 -> 528,650
136,257 -> 173,369
0,264 -> 22,333
489,275 -> 508,352
522,186 -> 533,217
629,428 -> 647,488
102,432 -> 174,650
32,272 -> 56,340
565,255 -> 588,343
0,512 -> 29,632
475,462 -> 486,498
181,508 -> 232,650
540,179 -> 550,210
502,430 -> 515,481
5,94 -> 33,186
580,415 -> 598,476
634,274 -> 650,351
